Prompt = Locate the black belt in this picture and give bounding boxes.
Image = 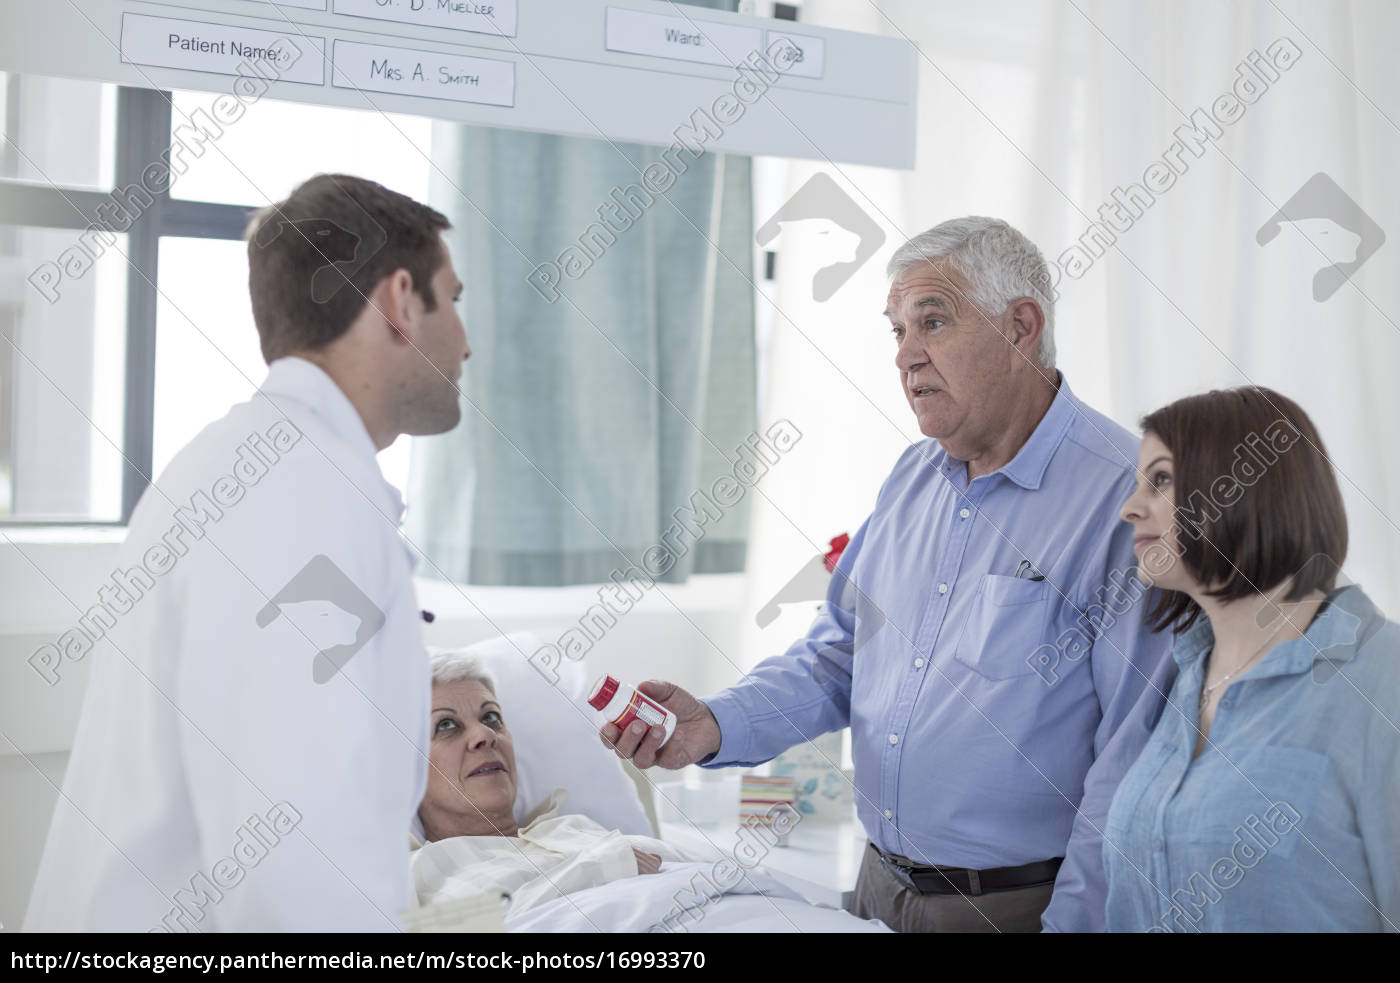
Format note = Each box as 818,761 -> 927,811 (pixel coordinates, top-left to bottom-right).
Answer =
872,843 -> 1063,896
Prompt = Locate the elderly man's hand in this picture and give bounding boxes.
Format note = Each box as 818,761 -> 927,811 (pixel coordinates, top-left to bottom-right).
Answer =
598,680 -> 721,770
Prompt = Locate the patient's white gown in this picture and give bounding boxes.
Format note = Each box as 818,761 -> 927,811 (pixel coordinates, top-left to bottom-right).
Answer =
411,790 -> 686,918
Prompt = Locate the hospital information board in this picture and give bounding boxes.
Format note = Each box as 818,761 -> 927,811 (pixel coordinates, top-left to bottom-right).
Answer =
0,0 -> 917,167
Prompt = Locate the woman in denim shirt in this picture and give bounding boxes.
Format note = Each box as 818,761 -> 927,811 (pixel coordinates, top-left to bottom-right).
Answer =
1105,386 -> 1398,932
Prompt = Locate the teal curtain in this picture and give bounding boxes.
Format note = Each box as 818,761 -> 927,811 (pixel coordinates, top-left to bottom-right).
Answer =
405,4 -> 757,586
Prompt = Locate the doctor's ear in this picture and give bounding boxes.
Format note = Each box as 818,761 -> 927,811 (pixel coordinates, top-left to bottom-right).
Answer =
369,268 -> 419,342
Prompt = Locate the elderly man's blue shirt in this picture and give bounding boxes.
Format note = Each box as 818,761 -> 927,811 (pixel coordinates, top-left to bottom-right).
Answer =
702,375 -> 1176,931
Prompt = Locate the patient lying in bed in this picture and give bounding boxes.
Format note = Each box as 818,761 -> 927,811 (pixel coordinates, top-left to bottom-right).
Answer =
411,652 -> 688,918
410,648 -> 888,933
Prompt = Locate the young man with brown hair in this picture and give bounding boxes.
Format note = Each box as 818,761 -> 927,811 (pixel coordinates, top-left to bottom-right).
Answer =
26,174 -> 469,932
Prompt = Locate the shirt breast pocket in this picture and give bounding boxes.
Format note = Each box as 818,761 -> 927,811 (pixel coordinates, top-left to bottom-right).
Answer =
1186,745 -> 1329,860
953,574 -> 1053,681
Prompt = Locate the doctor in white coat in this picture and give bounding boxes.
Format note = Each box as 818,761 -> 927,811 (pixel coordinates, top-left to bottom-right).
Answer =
24,174 -> 470,932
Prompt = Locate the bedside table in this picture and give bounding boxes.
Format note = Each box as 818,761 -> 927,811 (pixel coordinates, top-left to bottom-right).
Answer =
653,776 -> 867,909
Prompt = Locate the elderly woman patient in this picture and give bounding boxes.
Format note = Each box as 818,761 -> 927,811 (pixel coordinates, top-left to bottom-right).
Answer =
411,650 -> 683,916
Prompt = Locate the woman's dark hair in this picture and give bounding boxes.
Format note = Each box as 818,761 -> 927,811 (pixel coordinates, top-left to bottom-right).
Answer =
1141,386 -> 1348,632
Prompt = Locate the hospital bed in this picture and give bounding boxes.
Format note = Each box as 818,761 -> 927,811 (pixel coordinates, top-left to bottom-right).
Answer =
426,633 -> 887,934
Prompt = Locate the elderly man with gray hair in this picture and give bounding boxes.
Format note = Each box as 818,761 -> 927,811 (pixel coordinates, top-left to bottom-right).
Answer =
602,216 -> 1176,932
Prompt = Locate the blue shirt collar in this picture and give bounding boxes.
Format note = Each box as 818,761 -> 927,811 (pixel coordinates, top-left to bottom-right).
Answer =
1171,584 -> 1376,677
993,372 -> 1077,491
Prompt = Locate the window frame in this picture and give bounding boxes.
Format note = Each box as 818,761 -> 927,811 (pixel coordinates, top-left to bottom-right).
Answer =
1,84 -> 255,526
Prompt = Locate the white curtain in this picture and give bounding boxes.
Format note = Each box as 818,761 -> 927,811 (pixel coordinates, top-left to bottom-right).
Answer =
739,0 -> 1399,668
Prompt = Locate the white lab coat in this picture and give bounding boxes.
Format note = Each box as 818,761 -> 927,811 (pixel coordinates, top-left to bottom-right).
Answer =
24,358 -> 429,932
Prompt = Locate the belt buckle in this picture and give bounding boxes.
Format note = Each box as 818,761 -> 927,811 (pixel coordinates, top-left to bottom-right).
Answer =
876,849 -> 920,892
878,849 -> 972,896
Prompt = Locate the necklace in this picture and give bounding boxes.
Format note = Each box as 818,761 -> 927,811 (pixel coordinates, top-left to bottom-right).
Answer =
1198,637 -> 1274,715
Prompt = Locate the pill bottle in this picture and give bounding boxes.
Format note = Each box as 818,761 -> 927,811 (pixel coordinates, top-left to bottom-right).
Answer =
588,675 -> 677,747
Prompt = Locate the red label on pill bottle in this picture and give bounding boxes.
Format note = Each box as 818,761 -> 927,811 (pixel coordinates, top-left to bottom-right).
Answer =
588,675 -> 677,747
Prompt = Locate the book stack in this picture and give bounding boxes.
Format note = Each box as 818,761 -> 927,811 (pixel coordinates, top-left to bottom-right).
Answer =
739,774 -> 795,834
770,732 -> 853,823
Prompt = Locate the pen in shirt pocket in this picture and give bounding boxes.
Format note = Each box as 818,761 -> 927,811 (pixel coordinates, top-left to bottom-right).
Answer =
1014,559 -> 1045,581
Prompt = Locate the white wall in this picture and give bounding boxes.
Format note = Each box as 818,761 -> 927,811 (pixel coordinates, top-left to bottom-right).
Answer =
744,0 -> 1400,632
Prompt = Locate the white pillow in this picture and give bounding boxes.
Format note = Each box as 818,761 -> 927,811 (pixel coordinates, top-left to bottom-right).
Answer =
422,632 -> 652,838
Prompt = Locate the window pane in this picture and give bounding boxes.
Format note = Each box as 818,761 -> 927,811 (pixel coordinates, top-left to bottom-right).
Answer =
153,237 -> 266,480
0,73 -> 117,191
166,91 -> 432,207
152,237 -> 414,494
1,225 -> 127,521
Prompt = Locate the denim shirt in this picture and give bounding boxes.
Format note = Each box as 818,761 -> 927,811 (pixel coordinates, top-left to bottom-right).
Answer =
1104,585 -> 1400,932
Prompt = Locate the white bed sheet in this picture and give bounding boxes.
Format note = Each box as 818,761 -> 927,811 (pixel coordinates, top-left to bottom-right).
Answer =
506,862 -> 891,933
